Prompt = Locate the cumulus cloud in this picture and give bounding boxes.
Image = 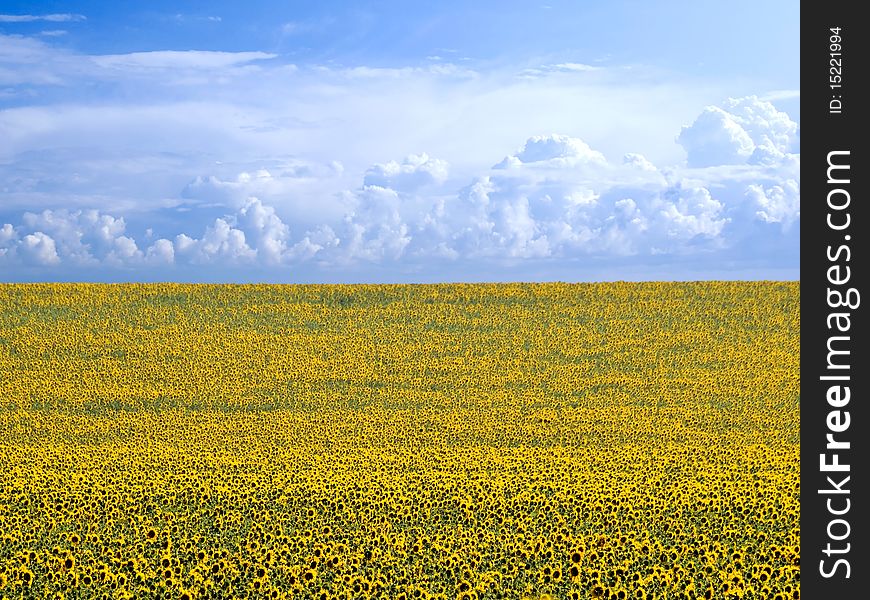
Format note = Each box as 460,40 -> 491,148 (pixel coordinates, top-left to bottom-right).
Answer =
236,198 -> 291,264
494,134 -> 607,169
725,97 -> 799,154
175,218 -> 255,264
678,96 -> 799,168
655,186 -> 727,244
19,232 -> 60,265
182,171 -> 276,207
677,107 -> 756,167
422,168 -> 729,261
185,161 -> 343,200
0,96 -> 799,278
287,225 -> 340,261
0,223 -> 16,244
745,180 -> 800,227
177,161 -> 349,228
0,32 -> 734,223
135,197 -> 322,267
363,154 -> 448,192
622,153 -> 658,172
145,238 -> 175,265
435,176 -> 556,258
13,209 -> 142,266
338,186 -> 412,262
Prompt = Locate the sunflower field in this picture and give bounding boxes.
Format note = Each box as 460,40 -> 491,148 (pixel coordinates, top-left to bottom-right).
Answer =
0,282 -> 799,599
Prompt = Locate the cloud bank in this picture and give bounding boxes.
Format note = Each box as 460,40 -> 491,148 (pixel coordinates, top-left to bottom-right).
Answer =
1,95 -> 798,281
0,31 -> 798,280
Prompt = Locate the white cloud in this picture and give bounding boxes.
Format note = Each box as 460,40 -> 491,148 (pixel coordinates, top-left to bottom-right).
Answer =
760,89 -> 800,102
0,34 -> 68,76
91,50 -> 277,71
182,171 -> 275,207
363,153 -> 449,191
19,232 -> 60,265
622,153 -> 658,172
678,96 -> 798,168
746,180 -> 800,227
237,198 -> 291,264
0,35 -> 279,90
336,64 -> 477,80
552,63 -> 599,72
338,185 -> 412,262
0,34 -> 723,179
497,196 -> 550,258
181,161 -> 343,209
175,218 -> 256,264
0,223 -> 16,244
178,161 -> 349,226
656,186 -> 727,243
426,159 -> 729,261
518,62 -> 601,79
18,209 -> 141,266
145,239 -> 175,265
495,134 -> 607,169
0,14 -> 85,22
678,106 -> 756,167
0,81 -> 798,278
287,225 -> 339,261
153,197 -> 303,266
107,236 -> 142,265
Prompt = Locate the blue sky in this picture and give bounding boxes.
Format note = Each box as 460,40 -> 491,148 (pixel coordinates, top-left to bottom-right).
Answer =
1,1 -> 799,282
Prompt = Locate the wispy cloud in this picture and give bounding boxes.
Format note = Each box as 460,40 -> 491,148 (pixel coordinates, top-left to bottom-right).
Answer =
280,21 -> 308,35
171,14 -> 222,24
91,50 -> 277,71
760,89 -> 800,102
278,17 -> 334,38
518,62 -> 602,79
0,13 -> 85,23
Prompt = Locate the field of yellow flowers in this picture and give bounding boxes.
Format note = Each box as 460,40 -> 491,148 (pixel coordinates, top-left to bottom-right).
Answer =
0,282 -> 799,599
